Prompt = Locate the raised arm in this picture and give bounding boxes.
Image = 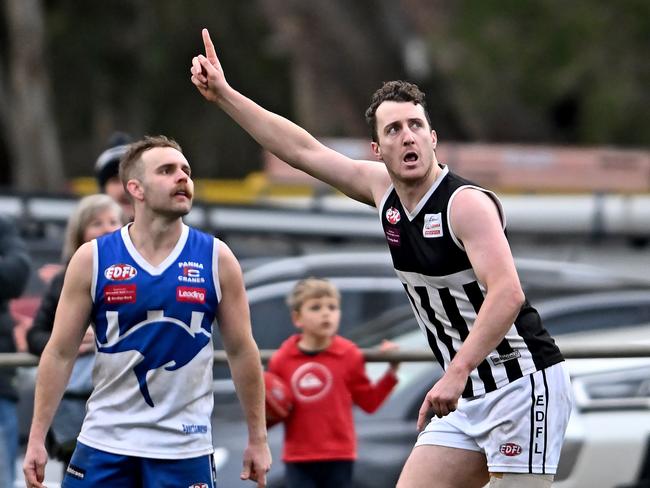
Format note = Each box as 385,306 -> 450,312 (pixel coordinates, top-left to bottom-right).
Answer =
23,243 -> 95,487
216,241 -> 271,487
191,28 -> 390,207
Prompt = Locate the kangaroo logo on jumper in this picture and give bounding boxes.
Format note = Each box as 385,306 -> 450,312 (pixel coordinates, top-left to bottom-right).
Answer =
97,310 -> 210,407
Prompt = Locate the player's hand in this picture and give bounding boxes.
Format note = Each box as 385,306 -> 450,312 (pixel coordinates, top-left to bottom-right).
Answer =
23,441 -> 49,488
241,440 -> 272,487
416,370 -> 466,431
191,28 -> 229,103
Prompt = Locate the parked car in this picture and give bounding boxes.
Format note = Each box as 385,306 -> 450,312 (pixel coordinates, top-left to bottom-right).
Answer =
216,253 -> 649,389
207,252 -> 648,388
242,251 -> 648,301
211,289 -> 650,488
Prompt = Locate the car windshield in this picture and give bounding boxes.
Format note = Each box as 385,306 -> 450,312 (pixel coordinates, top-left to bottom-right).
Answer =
536,290 -> 650,336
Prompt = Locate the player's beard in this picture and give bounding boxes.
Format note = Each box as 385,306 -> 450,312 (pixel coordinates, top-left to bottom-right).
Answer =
145,192 -> 193,220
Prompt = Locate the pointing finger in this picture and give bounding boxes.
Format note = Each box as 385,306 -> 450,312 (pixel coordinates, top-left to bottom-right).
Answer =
202,28 -> 217,61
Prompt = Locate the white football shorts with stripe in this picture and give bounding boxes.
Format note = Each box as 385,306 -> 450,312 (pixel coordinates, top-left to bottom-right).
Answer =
416,362 -> 573,475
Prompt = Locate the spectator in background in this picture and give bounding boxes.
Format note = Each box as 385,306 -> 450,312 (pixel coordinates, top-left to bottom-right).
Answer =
94,131 -> 134,222
26,194 -> 123,471
0,215 -> 31,488
268,278 -> 399,488
36,132 -> 135,288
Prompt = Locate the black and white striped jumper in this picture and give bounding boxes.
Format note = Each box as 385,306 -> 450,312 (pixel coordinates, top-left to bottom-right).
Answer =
379,164 -> 564,398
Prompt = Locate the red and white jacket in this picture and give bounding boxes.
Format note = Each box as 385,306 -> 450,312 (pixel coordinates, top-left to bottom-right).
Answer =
268,334 -> 398,462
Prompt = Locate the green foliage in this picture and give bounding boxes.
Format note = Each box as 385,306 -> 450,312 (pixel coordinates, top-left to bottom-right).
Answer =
43,0 -> 291,179
427,0 -> 649,144
4,0 -> 646,186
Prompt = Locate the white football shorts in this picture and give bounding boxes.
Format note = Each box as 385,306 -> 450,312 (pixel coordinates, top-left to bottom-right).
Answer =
415,362 -> 573,475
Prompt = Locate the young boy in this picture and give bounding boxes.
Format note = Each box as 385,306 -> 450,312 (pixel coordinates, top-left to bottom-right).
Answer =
267,278 -> 399,488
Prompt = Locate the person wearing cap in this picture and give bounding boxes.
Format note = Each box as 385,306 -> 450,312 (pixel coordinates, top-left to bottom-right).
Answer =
95,133 -> 135,221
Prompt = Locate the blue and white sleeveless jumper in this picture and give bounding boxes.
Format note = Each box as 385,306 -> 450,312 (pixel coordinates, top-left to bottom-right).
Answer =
78,224 -> 220,459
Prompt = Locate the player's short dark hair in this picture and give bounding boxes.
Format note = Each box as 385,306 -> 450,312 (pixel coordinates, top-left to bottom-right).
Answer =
364,80 -> 432,142
119,135 -> 183,189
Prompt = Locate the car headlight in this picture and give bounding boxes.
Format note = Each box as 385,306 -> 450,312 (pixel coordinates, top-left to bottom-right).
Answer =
572,365 -> 650,411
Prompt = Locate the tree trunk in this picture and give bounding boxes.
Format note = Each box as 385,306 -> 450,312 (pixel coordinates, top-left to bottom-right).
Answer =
5,0 -> 64,191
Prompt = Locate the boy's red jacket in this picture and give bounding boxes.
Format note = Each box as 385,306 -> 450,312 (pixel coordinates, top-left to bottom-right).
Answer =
268,334 -> 398,462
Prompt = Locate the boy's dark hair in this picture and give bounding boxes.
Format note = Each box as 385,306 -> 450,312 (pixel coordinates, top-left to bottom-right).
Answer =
364,80 -> 432,142
119,135 -> 183,189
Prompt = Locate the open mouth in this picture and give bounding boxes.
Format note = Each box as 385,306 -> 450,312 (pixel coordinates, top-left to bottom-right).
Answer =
173,190 -> 191,199
403,151 -> 419,163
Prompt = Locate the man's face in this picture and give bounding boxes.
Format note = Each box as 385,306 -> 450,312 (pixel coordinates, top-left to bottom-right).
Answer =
371,101 -> 437,184
134,147 -> 194,218
104,176 -> 134,221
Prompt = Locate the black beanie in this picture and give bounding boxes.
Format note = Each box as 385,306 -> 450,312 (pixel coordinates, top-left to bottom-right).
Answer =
94,132 -> 132,191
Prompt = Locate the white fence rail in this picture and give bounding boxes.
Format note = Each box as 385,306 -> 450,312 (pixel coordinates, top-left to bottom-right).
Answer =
2,343 -> 649,369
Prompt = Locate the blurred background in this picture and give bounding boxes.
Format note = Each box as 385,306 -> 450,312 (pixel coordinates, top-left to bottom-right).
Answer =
1,0 -> 648,186
1,1 -> 649,487
1,0 -> 649,272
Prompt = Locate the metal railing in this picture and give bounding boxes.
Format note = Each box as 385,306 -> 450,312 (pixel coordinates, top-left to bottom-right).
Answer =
2,342 -> 649,369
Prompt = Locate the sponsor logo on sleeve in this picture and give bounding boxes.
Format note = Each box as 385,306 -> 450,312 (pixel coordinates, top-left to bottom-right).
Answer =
177,286 -> 206,304
104,264 -> 138,281
104,284 -> 136,304
423,213 -> 443,238
188,483 -> 209,488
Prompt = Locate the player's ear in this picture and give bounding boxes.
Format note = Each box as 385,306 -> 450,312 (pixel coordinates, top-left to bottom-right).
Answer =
431,130 -> 437,149
126,179 -> 144,202
371,141 -> 382,161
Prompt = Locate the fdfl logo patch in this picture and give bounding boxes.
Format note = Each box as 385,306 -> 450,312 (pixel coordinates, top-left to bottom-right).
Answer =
499,443 -> 522,457
104,264 -> 137,281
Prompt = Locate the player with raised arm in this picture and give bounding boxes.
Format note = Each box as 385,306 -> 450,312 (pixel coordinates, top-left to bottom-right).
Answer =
190,29 -> 572,488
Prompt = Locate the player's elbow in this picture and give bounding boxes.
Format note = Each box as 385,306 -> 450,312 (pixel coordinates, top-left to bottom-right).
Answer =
503,284 -> 526,312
